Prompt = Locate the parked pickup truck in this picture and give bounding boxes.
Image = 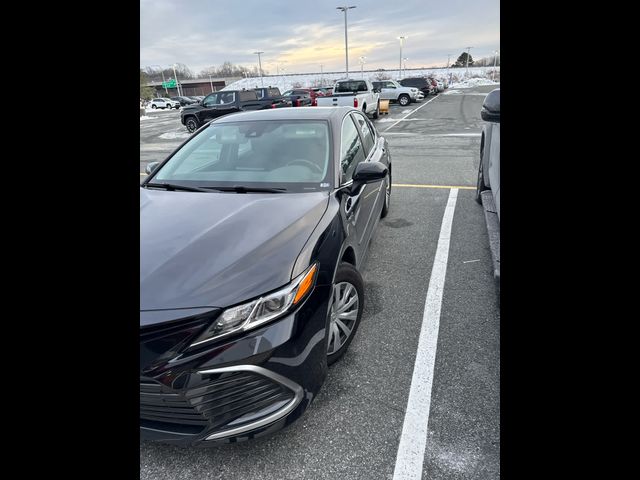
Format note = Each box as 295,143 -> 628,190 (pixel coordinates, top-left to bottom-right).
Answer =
252,87 -> 292,108
315,79 -> 380,119
372,80 -> 419,106
282,88 -> 313,107
180,90 -> 278,133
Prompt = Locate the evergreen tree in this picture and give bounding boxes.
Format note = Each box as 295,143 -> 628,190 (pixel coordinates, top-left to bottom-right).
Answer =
452,52 -> 474,68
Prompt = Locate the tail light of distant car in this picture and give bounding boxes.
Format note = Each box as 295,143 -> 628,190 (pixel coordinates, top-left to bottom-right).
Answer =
312,98 -> 317,106
353,98 -> 358,108
295,99 -> 301,107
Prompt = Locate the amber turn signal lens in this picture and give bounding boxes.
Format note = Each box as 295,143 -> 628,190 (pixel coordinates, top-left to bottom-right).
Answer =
293,264 -> 318,305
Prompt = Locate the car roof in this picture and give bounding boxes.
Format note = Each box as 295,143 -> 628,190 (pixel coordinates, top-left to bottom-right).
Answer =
213,106 -> 354,124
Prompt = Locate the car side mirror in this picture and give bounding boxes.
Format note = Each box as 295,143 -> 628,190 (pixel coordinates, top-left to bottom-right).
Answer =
145,161 -> 160,175
481,88 -> 500,123
351,161 -> 388,192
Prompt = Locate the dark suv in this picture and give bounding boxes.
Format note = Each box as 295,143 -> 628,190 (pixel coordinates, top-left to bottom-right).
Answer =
181,90 -> 277,133
399,77 -> 432,96
172,96 -> 197,106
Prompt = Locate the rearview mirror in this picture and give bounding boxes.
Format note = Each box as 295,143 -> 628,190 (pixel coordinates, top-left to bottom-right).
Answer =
145,161 -> 160,175
351,161 -> 388,191
481,88 -> 500,123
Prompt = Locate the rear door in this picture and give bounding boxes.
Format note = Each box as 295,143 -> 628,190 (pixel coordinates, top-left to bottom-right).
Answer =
379,81 -> 398,101
350,111 -> 385,244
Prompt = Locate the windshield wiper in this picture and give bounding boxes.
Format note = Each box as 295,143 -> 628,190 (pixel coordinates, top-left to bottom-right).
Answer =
144,182 -> 210,192
203,185 -> 287,193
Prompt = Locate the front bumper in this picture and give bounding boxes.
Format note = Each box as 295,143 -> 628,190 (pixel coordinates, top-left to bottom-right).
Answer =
140,284 -> 331,446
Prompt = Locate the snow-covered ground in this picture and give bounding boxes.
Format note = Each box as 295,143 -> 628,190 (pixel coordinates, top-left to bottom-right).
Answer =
450,77 -> 500,89
222,66 -> 500,92
144,106 -> 181,113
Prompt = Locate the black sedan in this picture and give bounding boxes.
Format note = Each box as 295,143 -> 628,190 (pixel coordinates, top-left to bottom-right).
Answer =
140,106 -> 392,446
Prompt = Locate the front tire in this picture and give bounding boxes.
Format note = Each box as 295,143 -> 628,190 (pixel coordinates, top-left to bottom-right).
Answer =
381,170 -> 391,218
151,104 -> 157,109
185,116 -> 200,133
398,94 -> 410,106
327,263 -> 364,366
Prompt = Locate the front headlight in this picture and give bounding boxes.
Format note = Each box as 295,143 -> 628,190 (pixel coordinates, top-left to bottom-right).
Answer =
189,263 -> 318,348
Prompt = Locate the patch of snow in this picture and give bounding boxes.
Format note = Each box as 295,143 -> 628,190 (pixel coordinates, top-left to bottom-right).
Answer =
158,132 -> 190,140
144,107 -> 179,113
450,78 -> 500,89
140,116 -> 153,121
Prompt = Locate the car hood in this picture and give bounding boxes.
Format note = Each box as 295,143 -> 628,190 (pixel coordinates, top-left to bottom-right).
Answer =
140,188 -> 329,311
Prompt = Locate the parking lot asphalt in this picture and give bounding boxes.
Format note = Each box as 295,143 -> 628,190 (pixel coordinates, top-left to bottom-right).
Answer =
140,84 -> 500,479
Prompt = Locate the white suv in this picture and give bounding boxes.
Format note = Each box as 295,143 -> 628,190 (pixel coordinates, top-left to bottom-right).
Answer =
372,80 -> 419,106
150,98 -> 180,109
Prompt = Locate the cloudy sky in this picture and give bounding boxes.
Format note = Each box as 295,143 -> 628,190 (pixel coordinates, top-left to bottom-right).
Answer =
140,0 -> 499,76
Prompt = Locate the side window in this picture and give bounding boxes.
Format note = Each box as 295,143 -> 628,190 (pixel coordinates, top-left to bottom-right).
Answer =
352,113 -> 375,157
239,91 -> 256,101
219,92 -> 236,104
340,116 -> 367,183
203,93 -> 219,107
384,82 -> 396,88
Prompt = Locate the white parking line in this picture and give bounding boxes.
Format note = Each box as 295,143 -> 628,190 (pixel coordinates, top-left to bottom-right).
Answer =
392,188 -> 459,480
382,95 -> 439,132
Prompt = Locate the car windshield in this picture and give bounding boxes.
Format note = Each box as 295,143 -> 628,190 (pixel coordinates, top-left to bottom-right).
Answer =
150,120 -> 333,192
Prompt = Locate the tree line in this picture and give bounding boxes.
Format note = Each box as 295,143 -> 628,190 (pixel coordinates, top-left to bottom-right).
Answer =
142,61 -> 268,83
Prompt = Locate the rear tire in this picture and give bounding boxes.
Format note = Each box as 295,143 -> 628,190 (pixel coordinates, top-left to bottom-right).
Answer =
475,144 -> 489,204
327,263 -> 364,366
373,101 -> 380,119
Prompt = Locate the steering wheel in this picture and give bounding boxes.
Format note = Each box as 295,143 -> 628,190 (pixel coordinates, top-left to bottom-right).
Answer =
286,159 -> 323,174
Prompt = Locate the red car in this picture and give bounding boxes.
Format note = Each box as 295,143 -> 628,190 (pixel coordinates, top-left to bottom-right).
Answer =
300,87 -> 333,105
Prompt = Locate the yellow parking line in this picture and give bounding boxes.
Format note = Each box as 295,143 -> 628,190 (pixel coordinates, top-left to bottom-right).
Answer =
392,183 -> 475,190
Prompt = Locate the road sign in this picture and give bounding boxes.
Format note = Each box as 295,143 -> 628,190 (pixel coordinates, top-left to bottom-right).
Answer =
162,79 -> 177,88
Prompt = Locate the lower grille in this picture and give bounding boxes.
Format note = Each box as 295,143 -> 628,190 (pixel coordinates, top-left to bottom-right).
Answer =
140,371 -> 295,435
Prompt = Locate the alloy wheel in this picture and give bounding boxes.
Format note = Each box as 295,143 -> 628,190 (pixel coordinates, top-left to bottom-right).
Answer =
327,282 -> 359,355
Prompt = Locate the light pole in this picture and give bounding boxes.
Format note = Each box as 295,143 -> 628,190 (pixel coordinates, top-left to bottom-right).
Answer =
208,72 -> 214,93
465,47 -> 472,76
336,6 -> 356,78
359,56 -> 366,78
253,51 -> 264,87
398,36 -> 407,79
172,63 -> 182,96
320,64 -> 324,85
150,65 -> 167,95
493,50 -> 499,81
